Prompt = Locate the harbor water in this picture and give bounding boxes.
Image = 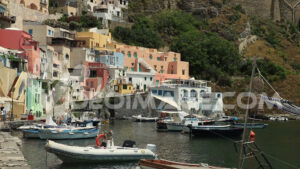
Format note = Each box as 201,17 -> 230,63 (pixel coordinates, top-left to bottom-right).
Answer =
20,120 -> 300,169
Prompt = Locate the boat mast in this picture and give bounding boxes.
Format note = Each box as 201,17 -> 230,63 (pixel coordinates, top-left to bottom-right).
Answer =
237,58 -> 256,169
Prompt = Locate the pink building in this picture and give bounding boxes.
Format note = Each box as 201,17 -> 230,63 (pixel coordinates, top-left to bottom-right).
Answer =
116,44 -> 189,84
0,29 -> 40,76
84,62 -> 109,98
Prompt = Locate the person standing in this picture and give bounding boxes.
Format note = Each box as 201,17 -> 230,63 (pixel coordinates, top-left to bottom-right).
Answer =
1,107 -> 6,121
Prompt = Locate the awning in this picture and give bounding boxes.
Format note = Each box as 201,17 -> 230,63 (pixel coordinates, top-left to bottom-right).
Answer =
151,94 -> 181,110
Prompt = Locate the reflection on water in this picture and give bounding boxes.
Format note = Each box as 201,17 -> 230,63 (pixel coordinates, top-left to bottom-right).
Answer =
21,120 -> 300,169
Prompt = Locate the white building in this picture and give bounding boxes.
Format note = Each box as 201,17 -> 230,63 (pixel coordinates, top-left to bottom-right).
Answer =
126,71 -> 155,92
150,79 -> 224,117
93,3 -> 123,27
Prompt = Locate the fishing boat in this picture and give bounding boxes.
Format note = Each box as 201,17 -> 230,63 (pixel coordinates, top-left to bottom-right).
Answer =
45,139 -> 157,163
132,115 -> 158,122
189,125 -> 243,137
139,159 -> 234,169
156,111 -> 188,131
20,116 -> 59,138
232,123 -> 268,129
166,117 -> 215,132
39,126 -> 99,140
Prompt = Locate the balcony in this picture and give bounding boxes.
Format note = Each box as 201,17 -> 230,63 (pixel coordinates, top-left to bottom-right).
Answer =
40,0 -> 47,5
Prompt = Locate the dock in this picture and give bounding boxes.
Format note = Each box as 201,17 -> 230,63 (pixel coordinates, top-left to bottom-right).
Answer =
0,131 -> 31,169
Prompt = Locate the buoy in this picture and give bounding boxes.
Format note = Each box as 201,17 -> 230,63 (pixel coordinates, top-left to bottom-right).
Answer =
96,134 -> 106,146
249,130 -> 255,142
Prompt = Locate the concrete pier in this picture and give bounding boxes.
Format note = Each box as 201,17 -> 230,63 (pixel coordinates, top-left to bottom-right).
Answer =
0,132 -> 31,169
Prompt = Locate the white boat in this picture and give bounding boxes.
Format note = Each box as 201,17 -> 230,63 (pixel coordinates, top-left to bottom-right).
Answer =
132,115 -> 158,122
45,139 -> 157,163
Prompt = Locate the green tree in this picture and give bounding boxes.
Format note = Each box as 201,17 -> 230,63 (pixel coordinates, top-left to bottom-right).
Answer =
171,30 -> 241,81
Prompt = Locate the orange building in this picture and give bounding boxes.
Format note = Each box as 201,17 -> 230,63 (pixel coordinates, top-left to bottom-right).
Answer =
116,44 -> 189,85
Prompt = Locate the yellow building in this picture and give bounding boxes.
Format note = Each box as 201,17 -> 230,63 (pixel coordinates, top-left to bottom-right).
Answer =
75,29 -> 115,51
114,83 -> 134,95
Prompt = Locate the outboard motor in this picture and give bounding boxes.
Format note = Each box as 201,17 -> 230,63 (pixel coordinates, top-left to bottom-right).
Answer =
122,140 -> 136,147
146,144 -> 157,154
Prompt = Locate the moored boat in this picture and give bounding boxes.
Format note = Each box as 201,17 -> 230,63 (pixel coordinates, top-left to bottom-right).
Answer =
189,125 -> 243,137
39,127 -> 99,140
132,115 -> 158,122
45,139 -> 157,163
139,159 -> 234,169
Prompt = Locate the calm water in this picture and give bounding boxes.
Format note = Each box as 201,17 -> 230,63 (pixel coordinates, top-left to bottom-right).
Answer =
20,120 -> 300,169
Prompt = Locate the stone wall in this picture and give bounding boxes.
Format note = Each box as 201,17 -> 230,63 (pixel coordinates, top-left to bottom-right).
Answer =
8,0 -> 62,29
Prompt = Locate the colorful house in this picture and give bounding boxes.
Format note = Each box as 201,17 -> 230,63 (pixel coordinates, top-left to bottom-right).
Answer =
0,28 -> 41,76
84,62 -> 109,98
114,82 -> 134,95
75,29 -> 115,51
95,50 -> 124,68
26,78 -> 43,117
116,44 -> 189,85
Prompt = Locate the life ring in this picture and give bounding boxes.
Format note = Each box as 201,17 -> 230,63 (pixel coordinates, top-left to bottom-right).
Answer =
96,134 -> 106,146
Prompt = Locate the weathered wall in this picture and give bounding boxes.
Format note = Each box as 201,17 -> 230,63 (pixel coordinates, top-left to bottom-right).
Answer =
7,0 -> 62,29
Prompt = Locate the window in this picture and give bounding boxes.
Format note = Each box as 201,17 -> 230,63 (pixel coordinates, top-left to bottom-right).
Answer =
53,72 -> 58,77
86,81 -> 89,86
144,77 -> 147,80
182,69 -> 185,75
163,91 -> 174,97
48,29 -> 52,36
91,81 -> 94,88
150,77 -> 152,81
131,67 -> 134,71
158,90 -> 162,96
65,54 -> 69,60
128,52 -> 131,57
123,84 -> 127,89
160,70 -> 164,73
191,90 -> 197,98
152,90 -> 157,94
149,55 -> 152,60
134,52 -> 137,58
174,57 -> 177,61
157,57 -> 160,61
90,70 -> 97,77
156,80 -> 159,85
28,29 -> 33,35
164,57 -> 167,61
129,77 -> 132,82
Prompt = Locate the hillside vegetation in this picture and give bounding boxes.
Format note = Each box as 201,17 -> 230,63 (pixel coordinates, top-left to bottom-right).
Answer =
113,1 -> 300,110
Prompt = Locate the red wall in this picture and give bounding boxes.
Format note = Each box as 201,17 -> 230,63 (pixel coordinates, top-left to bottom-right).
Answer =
84,62 -> 109,92
0,29 -> 40,76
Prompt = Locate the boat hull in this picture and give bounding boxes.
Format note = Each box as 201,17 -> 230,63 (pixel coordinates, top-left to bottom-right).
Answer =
190,126 -> 243,137
23,129 -> 40,138
39,128 -> 99,140
46,141 -> 156,163
232,123 -> 268,129
166,123 -> 190,133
